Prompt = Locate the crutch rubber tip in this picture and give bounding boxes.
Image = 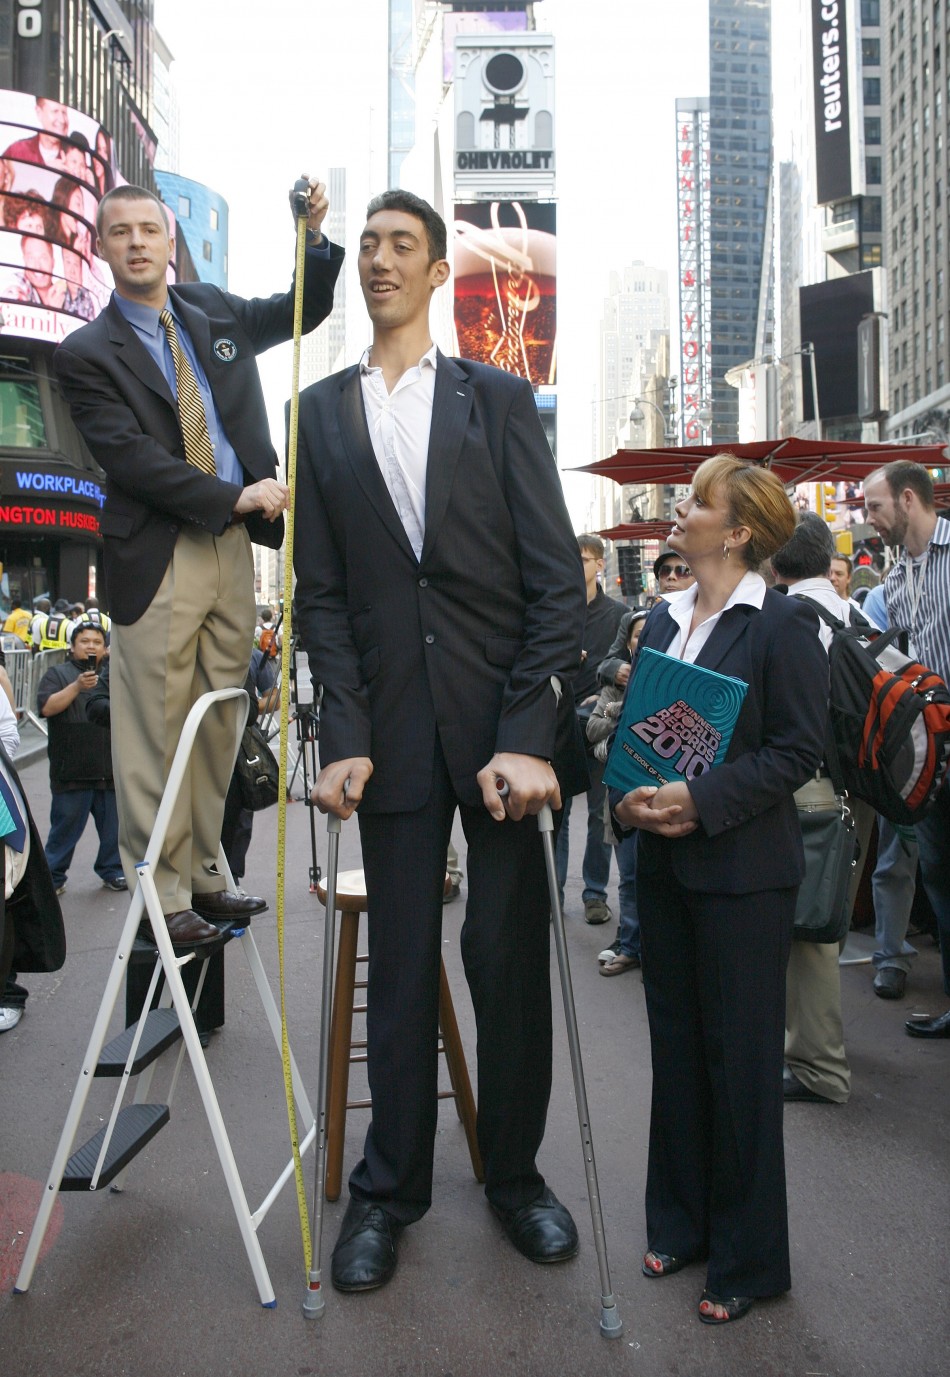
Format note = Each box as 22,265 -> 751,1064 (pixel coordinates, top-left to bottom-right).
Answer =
301,1281 -> 325,1319
599,1302 -> 623,1339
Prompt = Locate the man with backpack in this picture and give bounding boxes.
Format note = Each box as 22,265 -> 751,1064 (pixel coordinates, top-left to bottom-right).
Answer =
863,461 -> 950,1039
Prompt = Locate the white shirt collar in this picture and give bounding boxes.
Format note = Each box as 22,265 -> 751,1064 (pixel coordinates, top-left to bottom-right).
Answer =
666,569 -> 766,629
663,569 -> 766,661
359,342 -> 439,376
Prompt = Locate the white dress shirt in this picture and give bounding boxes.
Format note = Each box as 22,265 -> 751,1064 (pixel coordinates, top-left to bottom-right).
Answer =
664,570 -> 767,662
359,344 -> 437,561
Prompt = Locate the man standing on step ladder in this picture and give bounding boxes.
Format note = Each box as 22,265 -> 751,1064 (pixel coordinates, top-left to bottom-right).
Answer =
53,179 -> 343,948
294,190 -> 588,1293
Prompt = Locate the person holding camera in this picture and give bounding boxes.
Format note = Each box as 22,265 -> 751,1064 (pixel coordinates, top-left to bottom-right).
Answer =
37,620 -> 126,897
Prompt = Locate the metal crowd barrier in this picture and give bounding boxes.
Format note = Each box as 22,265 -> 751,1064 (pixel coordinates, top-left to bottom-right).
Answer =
2,645 -> 68,734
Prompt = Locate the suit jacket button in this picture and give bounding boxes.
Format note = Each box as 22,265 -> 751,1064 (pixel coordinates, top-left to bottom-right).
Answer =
418,577 -> 428,588
425,634 -> 434,645
169,524 -> 179,534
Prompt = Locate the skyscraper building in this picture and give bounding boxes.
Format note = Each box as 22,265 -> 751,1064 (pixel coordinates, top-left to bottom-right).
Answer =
591,264 -> 670,532
300,167 -> 347,388
774,0 -> 884,443
708,0 -> 772,443
596,263 -> 670,464
388,0 -> 416,188
0,0 -> 202,609
883,0 -> 950,442
154,172 -> 229,291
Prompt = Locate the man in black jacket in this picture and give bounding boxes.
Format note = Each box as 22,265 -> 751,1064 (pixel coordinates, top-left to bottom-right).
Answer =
38,621 -> 124,897
53,179 -> 341,946
294,189 -> 587,1292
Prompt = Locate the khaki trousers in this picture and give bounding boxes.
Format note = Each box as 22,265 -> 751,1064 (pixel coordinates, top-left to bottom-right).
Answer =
110,525 -> 255,914
784,781 -> 873,1103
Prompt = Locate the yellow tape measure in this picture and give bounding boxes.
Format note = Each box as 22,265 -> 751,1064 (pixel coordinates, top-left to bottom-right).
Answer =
276,206 -> 313,1275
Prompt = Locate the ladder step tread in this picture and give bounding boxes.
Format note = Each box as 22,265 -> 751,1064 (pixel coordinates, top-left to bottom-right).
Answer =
62,1103 -> 170,1190
96,1009 -> 182,1076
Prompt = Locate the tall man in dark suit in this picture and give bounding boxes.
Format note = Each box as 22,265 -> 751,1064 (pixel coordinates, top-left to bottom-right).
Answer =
294,190 -> 587,1292
54,181 -> 342,946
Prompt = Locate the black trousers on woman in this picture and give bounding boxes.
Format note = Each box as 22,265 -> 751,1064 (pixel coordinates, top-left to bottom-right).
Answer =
638,861 -> 796,1298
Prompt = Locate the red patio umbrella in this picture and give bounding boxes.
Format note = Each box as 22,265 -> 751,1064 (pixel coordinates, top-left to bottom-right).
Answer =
595,520 -> 673,542
573,436 -> 949,488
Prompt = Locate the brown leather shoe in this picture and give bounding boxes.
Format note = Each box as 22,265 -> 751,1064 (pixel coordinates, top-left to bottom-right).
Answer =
191,890 -> 267,920
138,909 -> 221,947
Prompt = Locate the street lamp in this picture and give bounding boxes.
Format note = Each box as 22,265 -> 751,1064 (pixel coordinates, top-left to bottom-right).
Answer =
629,394 -> 676,442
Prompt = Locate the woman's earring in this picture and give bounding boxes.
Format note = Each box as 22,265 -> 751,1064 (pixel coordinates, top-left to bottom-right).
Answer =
722,541 -> 730,561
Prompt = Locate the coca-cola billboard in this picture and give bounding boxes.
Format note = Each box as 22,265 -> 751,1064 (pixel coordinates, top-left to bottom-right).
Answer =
453,200 -> 556,387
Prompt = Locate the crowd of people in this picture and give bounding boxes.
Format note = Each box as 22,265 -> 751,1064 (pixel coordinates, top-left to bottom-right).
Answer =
1,178 -> 947,1335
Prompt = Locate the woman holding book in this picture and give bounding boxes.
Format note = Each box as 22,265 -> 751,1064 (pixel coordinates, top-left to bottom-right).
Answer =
611,454 -> 828,1326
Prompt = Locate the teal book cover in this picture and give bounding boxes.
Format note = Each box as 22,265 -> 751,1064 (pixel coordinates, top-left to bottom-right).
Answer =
603,646 -> 748,794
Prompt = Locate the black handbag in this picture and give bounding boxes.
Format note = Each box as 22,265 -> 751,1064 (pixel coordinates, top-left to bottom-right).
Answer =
793,800 -> 858,944
235,722 -> 280,811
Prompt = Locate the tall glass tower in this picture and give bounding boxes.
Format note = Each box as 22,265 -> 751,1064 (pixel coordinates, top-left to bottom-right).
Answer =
708,0 -> 772,443
388,0 -> 416,188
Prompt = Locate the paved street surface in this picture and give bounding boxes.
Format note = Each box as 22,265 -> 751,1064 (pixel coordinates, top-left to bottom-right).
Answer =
2,751 -> 948,1377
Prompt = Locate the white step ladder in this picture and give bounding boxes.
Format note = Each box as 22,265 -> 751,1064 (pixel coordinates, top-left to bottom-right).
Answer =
14,688 -> 314,1307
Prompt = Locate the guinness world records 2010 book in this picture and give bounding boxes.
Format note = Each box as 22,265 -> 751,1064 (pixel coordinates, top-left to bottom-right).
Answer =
603,647 -> 748,794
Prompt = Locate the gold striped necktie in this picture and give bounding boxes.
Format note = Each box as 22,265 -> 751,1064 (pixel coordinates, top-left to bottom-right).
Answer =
159,307 -> 217,476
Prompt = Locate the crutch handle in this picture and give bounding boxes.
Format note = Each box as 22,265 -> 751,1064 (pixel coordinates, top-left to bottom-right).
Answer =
326,814 -> 341,836
496,780 -> 555,834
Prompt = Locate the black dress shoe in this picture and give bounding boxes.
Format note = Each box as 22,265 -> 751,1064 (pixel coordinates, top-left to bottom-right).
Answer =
191,890 -> 267,921
137,909 -> 221,948
873,967 -> 907,1000
905,1008 -> 950,1039
492,1186 -> 579,1263
783,1066 -> 836,1104
331,1198 -> 403,1292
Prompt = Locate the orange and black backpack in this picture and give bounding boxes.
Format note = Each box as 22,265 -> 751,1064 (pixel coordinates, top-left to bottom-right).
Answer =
798,596 -> 950,824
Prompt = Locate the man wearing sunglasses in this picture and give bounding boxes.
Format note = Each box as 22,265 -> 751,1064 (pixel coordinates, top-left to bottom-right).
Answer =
654,549 -> 694,596
598,548 -> 695,693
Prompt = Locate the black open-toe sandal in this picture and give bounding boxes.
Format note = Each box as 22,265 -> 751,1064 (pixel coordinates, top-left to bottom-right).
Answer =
698,1290 -> 754,1325
642,1250 -> 689,1279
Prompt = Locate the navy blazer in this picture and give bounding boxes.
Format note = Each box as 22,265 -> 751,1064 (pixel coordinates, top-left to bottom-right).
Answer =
611,589 -> 829,895
293,352 -> 588,813
53,244 -> 343,624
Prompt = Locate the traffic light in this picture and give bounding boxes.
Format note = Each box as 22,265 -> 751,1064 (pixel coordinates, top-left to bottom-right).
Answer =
616,545 -> 643,597
835,530 -> 853,556
821,483 -> 838,525
852,536 -> 884,590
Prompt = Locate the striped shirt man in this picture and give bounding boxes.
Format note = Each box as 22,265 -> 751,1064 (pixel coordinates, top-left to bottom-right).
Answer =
881,513 -> 950,682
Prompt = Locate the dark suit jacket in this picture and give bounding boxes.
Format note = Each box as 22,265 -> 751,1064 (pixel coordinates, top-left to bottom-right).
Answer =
293,352 -> 588,812
611,590 -> 829,895
0,748 -> 65,981
53,244 -> 344,624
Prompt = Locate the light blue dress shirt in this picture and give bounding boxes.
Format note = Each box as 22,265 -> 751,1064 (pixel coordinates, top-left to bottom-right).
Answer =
112,291 -> 243,487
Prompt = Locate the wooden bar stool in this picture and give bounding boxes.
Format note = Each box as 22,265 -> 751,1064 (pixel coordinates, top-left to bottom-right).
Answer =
316,868 -> 484,1201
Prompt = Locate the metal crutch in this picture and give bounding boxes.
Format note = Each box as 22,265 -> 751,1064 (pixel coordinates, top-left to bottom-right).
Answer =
540,801 -> 623,1338
302,810 -> 342,1318
498,775 -> 624,1339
